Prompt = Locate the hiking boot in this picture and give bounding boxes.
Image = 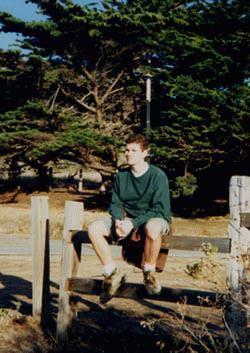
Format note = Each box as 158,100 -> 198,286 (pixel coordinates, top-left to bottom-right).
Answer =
143,271 -> 162,295
100,268 -> 126,304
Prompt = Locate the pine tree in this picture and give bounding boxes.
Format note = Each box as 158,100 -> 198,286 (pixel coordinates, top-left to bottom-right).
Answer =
0,0 -> 249,200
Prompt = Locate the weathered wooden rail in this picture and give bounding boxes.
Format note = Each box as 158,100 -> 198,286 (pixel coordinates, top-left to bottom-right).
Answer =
31,176 -> 250,349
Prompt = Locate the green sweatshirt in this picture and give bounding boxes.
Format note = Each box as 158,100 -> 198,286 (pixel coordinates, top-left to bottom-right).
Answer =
108,164 -> 172,228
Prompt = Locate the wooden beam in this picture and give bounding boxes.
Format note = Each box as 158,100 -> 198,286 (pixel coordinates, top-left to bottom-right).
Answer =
240,212 -> 250,229
227,176 -> 250,346
31,196 -> 50,326
161,236 -> 231,253
67,278 -> 224,307
57,201 -> 84,344
71,230 -> 231,253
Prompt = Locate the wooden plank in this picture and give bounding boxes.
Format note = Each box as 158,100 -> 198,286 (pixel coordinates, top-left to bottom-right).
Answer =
67,278 -> 224,307
242,269 -> 250,350
31,196 -> 50,326
240,212 -> 250,229
239,176 -> 250,213
227,175 -> 250,345
228,176 -> 242,291
71,230 -> 231,253
162,236 -> 231,253
56,201 -> 84,344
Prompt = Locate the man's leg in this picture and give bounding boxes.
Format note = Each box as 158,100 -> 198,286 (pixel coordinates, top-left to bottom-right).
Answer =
88,220 -> 114,266
143,218 -> 168,295
88,220 -> 126,303
144,219 -> 163,267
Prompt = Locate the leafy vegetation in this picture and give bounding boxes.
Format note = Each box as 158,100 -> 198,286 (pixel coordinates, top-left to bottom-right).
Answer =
0,0 -> 249,206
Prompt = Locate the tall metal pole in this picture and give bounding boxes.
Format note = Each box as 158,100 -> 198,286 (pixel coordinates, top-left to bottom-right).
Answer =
146,73 -> 152,130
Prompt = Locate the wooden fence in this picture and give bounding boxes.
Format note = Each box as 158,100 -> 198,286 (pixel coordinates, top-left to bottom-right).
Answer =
31,175 -> 250,348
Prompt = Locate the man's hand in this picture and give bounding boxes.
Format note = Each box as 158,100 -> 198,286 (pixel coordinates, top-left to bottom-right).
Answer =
115,219 -> 134,239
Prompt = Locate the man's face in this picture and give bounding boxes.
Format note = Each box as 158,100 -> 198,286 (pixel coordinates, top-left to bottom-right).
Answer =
125,143 -> 148,166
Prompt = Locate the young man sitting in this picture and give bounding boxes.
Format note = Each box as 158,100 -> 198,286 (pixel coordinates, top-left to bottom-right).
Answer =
88,134 -> 172,303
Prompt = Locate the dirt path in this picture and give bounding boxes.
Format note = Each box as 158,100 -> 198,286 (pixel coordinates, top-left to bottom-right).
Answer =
0,250 -> 228,314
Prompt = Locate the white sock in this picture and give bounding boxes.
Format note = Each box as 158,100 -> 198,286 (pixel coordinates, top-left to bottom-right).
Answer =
103,262 -> 117,276
143,263 -> 156,273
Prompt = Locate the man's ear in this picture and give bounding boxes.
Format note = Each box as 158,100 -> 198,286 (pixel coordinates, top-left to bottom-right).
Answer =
143,148 -> 149,158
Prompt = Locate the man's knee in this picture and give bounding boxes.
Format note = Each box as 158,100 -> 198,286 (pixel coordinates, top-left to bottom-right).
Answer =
144,218 -> 166,240
88,220 -> 109,239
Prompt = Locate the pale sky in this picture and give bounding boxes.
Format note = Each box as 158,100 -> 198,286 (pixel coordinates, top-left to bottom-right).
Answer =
0,0 -> 101,50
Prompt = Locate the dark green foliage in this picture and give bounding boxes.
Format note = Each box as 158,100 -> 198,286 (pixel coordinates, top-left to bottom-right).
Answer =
0,99 -> 117,179
148,0 -> 250,202
171,174 -> 198,199
0,0 -> 144,183
0,0 -> 249,206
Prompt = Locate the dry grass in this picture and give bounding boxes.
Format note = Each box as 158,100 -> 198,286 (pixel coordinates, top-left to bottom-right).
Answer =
0,191 -> 107,238
0,190 -> 229,238
0,309 -> 50,353
185,243 -> 222,279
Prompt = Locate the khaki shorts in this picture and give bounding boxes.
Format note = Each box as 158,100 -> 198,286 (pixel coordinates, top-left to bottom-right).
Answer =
101,216 -> 170,239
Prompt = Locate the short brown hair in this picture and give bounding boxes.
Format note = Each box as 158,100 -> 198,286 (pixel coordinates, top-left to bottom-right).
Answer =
126,134 -> 149,151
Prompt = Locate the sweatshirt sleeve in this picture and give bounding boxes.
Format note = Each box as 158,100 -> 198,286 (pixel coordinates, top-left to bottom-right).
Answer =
131,172 -> 171,228
108,174 -> 124,221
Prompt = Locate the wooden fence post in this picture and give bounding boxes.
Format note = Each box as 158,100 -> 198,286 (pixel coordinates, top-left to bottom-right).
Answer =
31,196 -> 50,326
57,201 -> 84,344
227,176 -> 250,349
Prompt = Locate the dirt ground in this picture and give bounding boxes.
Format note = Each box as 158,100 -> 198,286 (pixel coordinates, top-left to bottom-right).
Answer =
0,189 -> 232,352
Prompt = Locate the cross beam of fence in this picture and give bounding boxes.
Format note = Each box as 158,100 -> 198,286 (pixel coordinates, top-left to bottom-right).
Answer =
70,230 -> 232,253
